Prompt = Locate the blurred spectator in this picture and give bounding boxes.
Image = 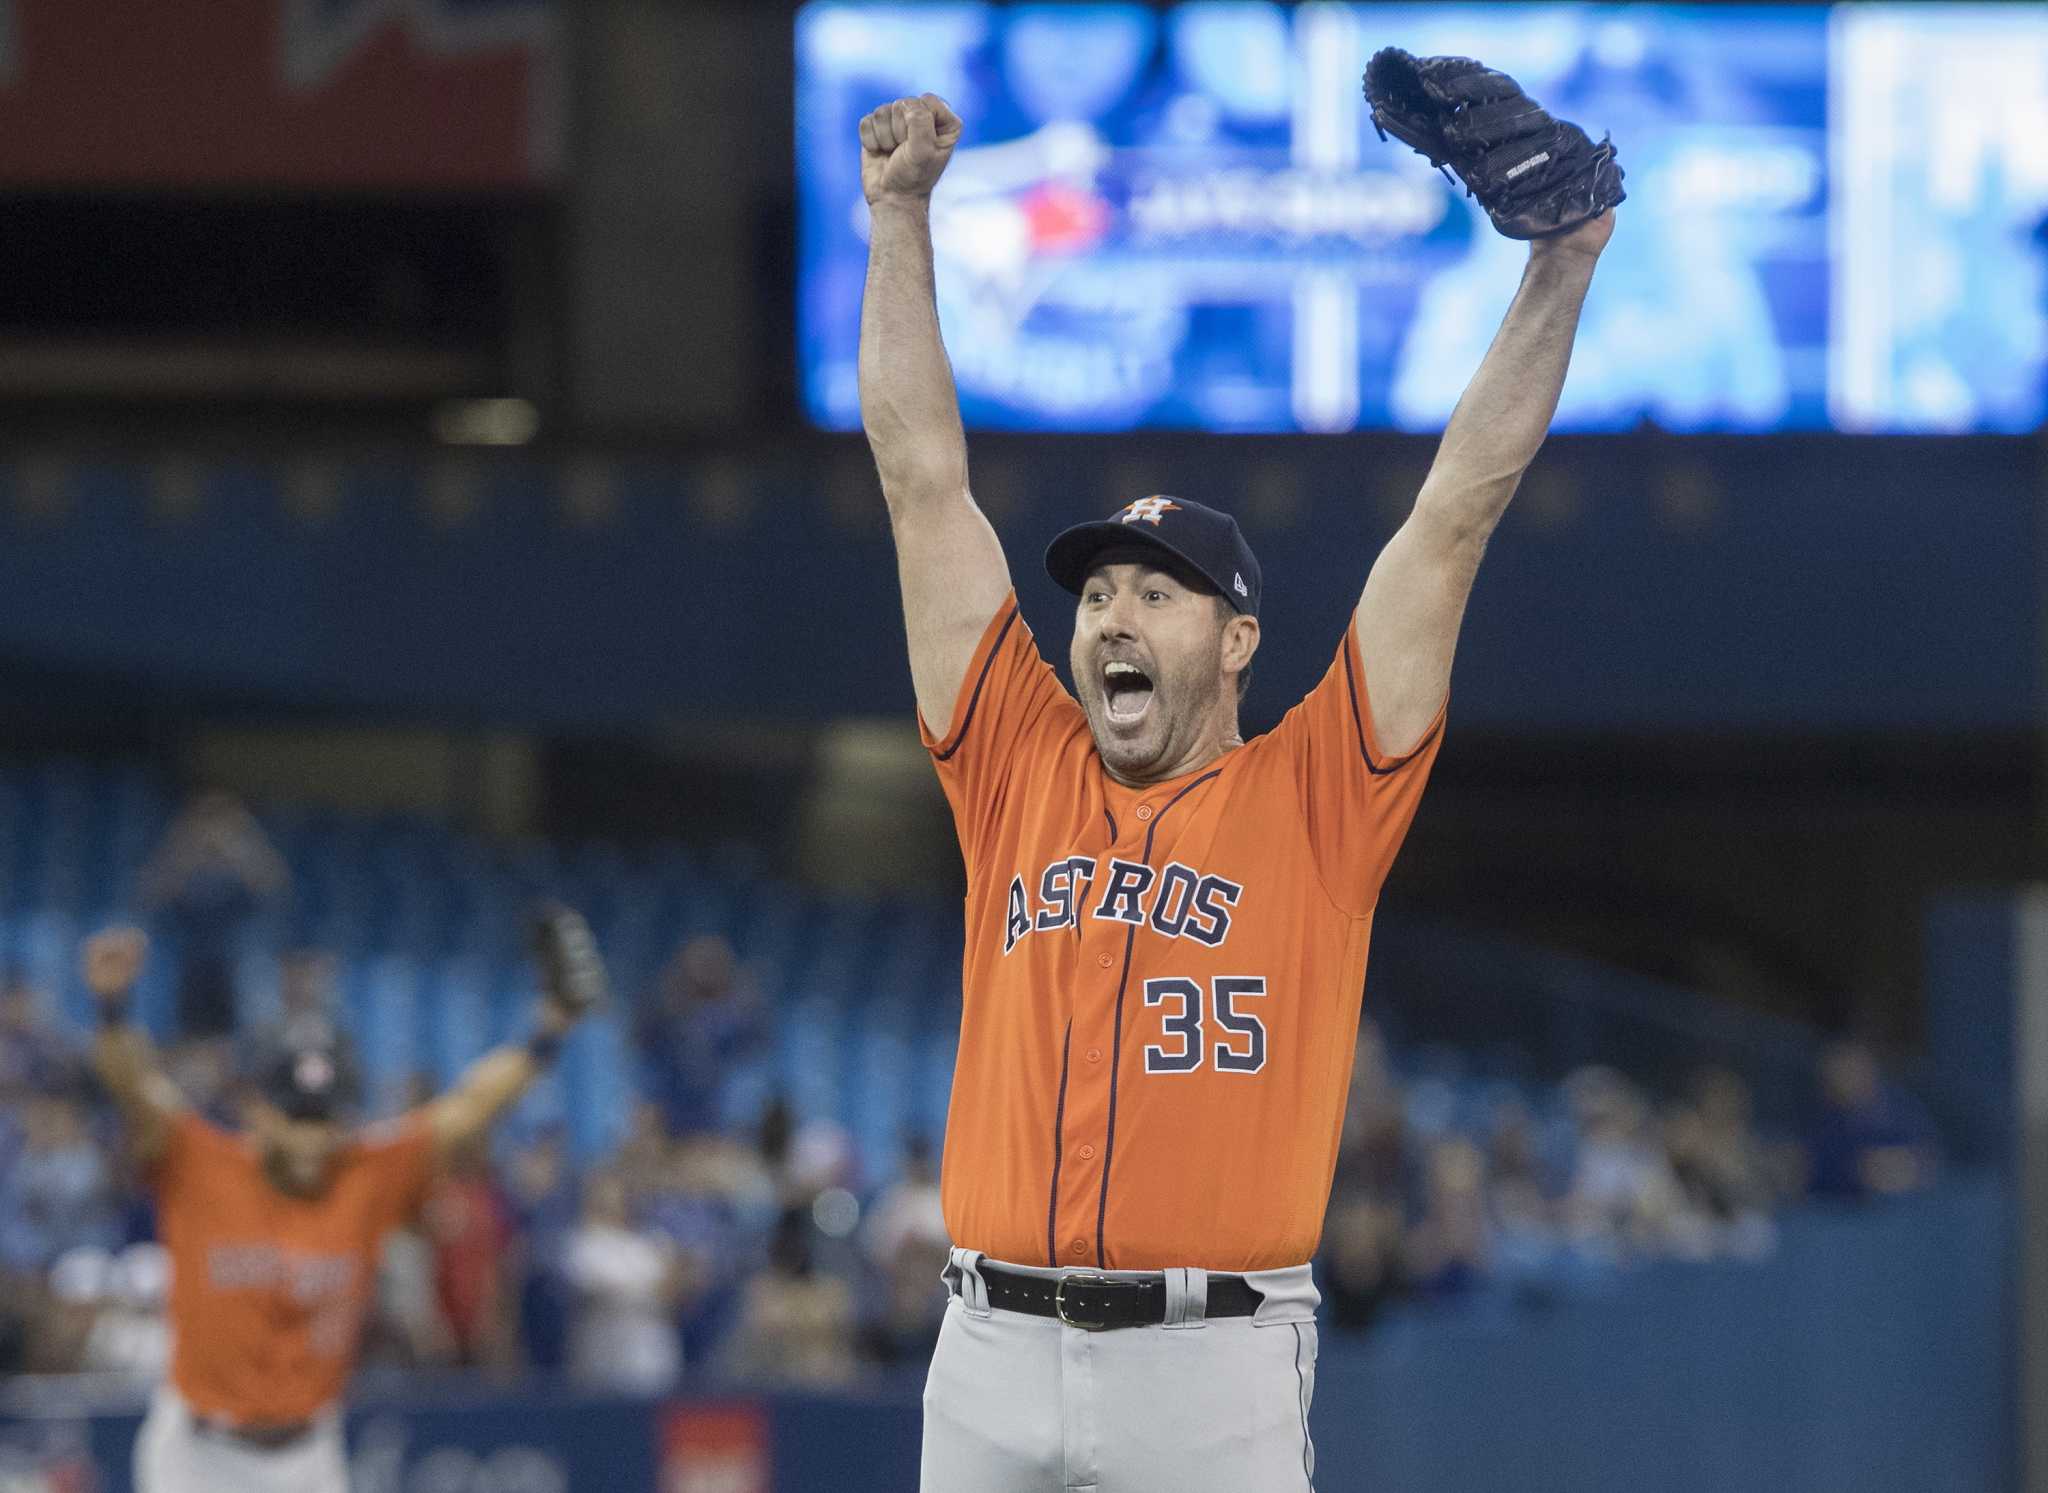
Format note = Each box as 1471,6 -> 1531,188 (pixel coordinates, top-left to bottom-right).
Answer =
720,1205 -> 857,1387
650,1123 -> 785,1368
857,1229 -> 950,1370
42,1243 -> 171,1381
1337,1018 -> 1408,1196
138,791 -> 290,1039
1664,1068 -> 1779,1259
501,1128 -> 578,1372
563,1171 -> 691,1393
745,1092 -> 859,1218
369,1222 -> 454,1370
424,1142 -> 517,1370
1807,1040 -> 1940,1200
615,1098 -> 676,1204
1484,1098 -> 1565,1295
857,1136 -> 950,1368
1560,1066 -> 1692,1261
1320,1019 -> 1410,1331
786,1116 -> 859,1207
0,975 -> 76,1101
863,1135 -> 947,1268
0,1087 -> 120,1276
1404,1136 -> 1490,1300
366,1075 -> 458,1367
160,1036 -> 237,1126
635,935 -> 769,1138
279,948 -> 340,1022
1320,1192 -> 1405,1332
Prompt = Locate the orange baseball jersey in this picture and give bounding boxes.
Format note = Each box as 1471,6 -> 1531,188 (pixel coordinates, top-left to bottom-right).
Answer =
148,1109 -> 434,1424
923,593 -> 1442,1273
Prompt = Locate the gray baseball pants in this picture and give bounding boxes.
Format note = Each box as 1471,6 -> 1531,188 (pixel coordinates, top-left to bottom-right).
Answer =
134,1387 -> 348,1493
920,1248 -> 1321,1492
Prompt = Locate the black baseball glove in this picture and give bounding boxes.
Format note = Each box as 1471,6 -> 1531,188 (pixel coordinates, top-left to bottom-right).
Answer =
529,901 -> 608,1019
1363,47 -> 1623,240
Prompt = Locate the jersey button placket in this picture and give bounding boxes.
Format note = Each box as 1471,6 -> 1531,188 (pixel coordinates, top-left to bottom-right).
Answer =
1057,879 -> 1121,1269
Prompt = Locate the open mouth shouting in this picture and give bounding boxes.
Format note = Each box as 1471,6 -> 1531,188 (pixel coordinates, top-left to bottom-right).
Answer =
1103,659 -> 1156,728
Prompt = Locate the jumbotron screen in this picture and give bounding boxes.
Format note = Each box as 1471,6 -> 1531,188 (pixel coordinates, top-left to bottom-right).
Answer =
796,2 -> 2048,434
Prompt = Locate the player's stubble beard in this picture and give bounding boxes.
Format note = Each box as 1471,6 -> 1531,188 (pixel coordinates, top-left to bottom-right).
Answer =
1075,634 -> 1232,786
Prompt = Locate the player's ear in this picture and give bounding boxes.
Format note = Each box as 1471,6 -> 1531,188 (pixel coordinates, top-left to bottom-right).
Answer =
1222,612 -> 1260,678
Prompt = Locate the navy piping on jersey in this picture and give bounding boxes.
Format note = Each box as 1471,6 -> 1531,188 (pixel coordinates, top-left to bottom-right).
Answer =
1045,1020 -> 1073,1267
932,605 -> 1020,764
1094,768 -> 1223,1268
1340,637 -> 1443,775
1293,1322 -> 1315,1489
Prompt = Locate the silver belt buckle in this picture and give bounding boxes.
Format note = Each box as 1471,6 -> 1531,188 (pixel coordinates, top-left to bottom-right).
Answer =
1055,1271 -> 1119,1331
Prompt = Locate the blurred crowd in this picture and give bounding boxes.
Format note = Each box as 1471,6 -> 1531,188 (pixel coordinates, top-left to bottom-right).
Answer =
0,792 -> 1945,1391
1320,1019 -> 1941,1331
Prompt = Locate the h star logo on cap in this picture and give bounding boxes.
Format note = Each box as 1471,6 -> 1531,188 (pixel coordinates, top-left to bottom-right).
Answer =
1120,497 -> 1180,526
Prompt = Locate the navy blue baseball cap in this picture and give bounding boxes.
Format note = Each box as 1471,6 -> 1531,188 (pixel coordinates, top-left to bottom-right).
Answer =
253,1016 -> 358,1123
1045,496 -> 1263,617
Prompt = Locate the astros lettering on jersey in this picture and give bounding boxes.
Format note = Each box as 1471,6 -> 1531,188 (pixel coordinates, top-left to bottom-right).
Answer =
923,593 -> 1442,1274
149,1111 -> 433,1424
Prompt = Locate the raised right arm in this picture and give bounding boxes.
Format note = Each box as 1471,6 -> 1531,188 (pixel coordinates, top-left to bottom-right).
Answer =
83,927 -> 184,1166
857,94 -> 1013,733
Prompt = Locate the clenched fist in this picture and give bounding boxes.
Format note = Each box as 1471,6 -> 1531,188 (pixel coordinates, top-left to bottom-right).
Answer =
859,93 -> 963,206
82,926 -> 147,1001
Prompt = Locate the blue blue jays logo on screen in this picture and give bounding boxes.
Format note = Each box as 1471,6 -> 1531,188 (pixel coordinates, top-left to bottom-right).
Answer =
282,0 -> 550,87
796,2 -> 1856,434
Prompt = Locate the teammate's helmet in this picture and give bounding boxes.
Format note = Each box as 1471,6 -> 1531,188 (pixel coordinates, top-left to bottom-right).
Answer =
1045,496 -> 1263,617
252,1015 -> 359,1123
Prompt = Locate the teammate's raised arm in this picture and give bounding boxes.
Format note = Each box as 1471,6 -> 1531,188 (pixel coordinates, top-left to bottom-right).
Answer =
425,903 -> 605,1162
83,927 -> 185,1165
857,93 -> 1014,734
1352,51 -> 1624,756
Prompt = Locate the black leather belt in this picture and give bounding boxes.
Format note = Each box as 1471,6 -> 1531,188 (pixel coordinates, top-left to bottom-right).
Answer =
978,1262 -> 1262,1330
192,1415 -> 316,1452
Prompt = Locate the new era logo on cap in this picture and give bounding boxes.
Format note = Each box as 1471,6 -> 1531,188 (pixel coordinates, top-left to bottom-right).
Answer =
1234,573 -> 1249,598
1119,497 -> 1180,526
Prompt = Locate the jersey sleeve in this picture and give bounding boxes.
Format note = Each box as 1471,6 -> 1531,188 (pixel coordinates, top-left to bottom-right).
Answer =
918,593 -> 1083,871
144,1109 -> 232,1200
1264,624 -> 1446,915
355,1115 -> 437,1238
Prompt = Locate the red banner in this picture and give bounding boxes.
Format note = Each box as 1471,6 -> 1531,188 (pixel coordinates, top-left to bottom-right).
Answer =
0,0 -> 557,188
660,1401 -> 773,1493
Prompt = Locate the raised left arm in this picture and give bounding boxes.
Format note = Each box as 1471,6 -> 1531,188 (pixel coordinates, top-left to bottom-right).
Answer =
1354,213 -> 1612,755
424,904 -> 606,1164
425,1000 -> 574,1163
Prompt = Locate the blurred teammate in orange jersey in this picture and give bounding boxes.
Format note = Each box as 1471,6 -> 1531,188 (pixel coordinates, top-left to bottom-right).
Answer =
83,906 -> 606,1493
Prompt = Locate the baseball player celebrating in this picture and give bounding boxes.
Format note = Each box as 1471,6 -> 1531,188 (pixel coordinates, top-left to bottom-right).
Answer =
84,905 -> 607,1493
856,55 -> 1621,1493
